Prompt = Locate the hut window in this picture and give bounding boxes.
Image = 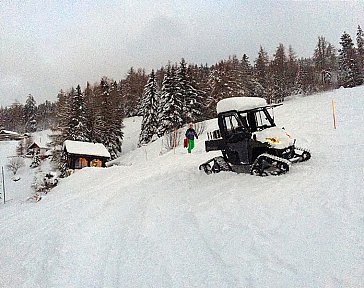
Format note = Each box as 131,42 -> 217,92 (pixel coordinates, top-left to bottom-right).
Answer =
90,159 -> 102,167
75,157 -> 88,168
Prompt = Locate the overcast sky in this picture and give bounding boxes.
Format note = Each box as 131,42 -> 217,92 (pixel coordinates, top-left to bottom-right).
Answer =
1,0 -> 363,107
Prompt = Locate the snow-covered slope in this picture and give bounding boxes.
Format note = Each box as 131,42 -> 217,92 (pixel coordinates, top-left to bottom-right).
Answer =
1,88 -> 363,287
0,130 -> 53,202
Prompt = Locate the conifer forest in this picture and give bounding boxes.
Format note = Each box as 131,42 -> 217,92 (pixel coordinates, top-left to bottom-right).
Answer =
1,26 -> 363,163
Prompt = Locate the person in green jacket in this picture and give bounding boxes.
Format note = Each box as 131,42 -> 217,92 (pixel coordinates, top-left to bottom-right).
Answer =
185,123 -> 198,153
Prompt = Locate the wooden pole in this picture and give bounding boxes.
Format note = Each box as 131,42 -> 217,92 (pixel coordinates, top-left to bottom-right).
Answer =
173,129 -> 177,154
2,166 -> 5,204
332,99 -> 336,129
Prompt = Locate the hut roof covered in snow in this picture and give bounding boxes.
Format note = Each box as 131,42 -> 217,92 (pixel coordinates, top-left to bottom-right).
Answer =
0,130 -> 23,141
28,141 -> 49,150
63,140 -> 111,158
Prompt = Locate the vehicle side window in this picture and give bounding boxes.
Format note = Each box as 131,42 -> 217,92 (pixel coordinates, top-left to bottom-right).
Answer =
223,114 -> 240,136
256,110 -> 272,129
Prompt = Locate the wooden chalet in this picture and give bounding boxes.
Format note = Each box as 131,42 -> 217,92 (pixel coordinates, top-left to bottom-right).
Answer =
28,141 -> 49,156
0,130 -> 23,141
63,140 -> 111,169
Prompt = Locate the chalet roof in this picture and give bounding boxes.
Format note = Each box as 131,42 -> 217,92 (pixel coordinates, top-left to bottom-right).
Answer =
217,97 -> 267,114
0,130 -> 20,135
63,140 -> 111,158
28,141 -> 48,150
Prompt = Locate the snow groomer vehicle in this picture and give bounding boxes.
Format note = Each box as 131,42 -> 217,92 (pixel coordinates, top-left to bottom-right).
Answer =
199,97 -> 311,176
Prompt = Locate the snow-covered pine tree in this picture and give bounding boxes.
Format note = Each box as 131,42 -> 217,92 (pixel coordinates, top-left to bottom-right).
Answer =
356,25 -> 364,78
10,102 -> 25,132
94,78 -> 110,144
158,66 -> 183,137
175,58 -> 204,123
255,46 -> 269,87
270,43 -> 288,102
240,54 -> 264,98
108,80 -> 124,158
338,31 -> 363,87
83,81 -> 96,141
240,54 -> 253,78
186,64 -> 207,122
188,63 -> 210,101
294,58 -> 316,95
155,66 -> 166,89
109,80 -> 124,119
23,94 -> 37,132
175,59 -> 190,122
229,55 -> 246,95
49,90 -> 72,176
313,36 -> 337,89
206,54 -> 264,115
122,68 -> 148,117
138,70 -> 160,146
50,89 -> 71,149
36,100 -> 56,130
68,85 -> 90,141
286,46 -> 299,95
206,59 -> 241,117
94,78 -> 123,159
254,46 -> 271,101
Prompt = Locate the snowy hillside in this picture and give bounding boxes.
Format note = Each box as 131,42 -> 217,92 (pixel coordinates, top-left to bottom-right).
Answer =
0,130 -> 52,203
1,88 -> 364,287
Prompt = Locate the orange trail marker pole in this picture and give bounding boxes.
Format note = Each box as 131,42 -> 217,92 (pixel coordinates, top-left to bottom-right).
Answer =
332,99 -> 336,129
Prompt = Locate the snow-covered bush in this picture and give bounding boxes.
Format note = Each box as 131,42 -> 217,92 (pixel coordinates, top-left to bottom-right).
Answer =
32,171 -> 59,194
163,130 -> 182,151
7,157 -> 25,175
11,175 -> 21,182
194,122 -> 206,136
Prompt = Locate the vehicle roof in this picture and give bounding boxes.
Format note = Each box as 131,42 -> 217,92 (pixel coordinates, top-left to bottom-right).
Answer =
217,97 -> 267,114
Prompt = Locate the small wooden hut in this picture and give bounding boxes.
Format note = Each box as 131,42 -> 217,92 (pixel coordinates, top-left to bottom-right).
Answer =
0,130 -> 23,141
63,140 -> 111,169
27,141 -> 49,156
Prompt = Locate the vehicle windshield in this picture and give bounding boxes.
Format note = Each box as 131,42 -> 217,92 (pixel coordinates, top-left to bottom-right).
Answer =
238,108 -> 275,132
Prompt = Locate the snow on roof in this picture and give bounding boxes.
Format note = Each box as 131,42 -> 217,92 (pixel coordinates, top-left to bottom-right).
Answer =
216,97 -> 267,114
63,140 -> 111,158
28,141 -> 48,149
0,130 -> 20,135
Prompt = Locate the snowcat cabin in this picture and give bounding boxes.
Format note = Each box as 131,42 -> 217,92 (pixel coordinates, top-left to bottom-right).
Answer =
216,97 -> 276,137
63,140 -> 111,170
239,107 -> 276,133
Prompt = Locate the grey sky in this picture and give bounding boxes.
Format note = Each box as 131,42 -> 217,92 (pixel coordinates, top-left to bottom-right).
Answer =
1,0 -> 363,107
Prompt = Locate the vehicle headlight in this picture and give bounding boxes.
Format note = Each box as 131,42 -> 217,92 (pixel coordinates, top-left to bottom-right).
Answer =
266,137 -> 280,144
